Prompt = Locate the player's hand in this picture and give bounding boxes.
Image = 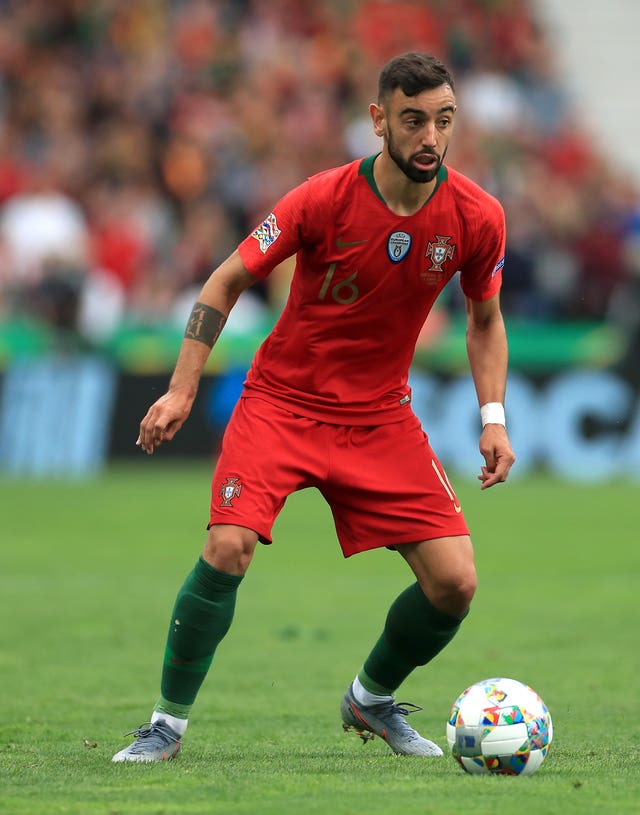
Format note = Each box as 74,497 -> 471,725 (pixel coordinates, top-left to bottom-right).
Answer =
137,388 -> 195,455
477,424 -> 515,489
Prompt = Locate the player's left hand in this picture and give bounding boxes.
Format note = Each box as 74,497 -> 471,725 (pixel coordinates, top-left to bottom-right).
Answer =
477,424 -> 515,489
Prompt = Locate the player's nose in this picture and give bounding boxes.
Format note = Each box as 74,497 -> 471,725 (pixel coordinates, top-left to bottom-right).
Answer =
421,122 -> 438,148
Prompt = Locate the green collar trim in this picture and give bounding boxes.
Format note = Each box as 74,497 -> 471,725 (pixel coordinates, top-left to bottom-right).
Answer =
359,154 -> 448,208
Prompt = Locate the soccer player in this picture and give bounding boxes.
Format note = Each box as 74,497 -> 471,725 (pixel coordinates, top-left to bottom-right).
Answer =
112,52 -> 515,762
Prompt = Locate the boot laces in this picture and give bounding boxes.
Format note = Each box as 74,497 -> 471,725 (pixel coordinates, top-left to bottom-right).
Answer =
123,721 -> 180,753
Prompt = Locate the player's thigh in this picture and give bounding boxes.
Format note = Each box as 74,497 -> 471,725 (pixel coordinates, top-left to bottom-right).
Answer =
209,397 -> 325,543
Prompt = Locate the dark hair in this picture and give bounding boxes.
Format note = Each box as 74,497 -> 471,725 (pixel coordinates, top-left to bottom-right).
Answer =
378,52 -> 455,101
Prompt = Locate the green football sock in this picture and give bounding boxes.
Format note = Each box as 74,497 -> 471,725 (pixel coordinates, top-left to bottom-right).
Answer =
154,556 -> 243,718
359,582 -> 467,695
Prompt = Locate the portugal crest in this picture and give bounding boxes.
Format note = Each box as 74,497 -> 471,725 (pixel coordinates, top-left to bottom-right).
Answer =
219,476 -> 242,507
425,235 -> 455,272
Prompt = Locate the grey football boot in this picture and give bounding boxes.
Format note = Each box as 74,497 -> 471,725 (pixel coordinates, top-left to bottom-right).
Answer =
112,720 -> 182,763
341,682 -> 443,756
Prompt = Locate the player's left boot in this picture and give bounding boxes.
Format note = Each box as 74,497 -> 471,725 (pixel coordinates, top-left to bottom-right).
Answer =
341,682 -> 444,757
112,720 -> 182,763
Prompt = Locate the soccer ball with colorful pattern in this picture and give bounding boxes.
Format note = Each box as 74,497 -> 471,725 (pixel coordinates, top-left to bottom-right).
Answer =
446,677 -> 553,775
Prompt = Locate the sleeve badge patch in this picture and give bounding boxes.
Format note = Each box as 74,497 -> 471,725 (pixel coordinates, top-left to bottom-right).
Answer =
492,256 -> 505,277
251,212 -> 281,254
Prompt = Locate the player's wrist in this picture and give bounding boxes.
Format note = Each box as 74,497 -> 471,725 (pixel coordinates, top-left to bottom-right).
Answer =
167,381 -> 198,404
480,402 -> 506,428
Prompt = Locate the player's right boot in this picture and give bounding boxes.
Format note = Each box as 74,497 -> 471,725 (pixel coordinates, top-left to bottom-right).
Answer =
112,720 -> 182,763
341,682 -> 444,757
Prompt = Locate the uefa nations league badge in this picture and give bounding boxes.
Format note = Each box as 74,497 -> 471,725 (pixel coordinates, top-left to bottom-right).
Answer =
387,231 -> 411,262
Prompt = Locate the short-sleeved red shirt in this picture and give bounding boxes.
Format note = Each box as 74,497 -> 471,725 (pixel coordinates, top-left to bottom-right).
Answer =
237,155 -> 505,425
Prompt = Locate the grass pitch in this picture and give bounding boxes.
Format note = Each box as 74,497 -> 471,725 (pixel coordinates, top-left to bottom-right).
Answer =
0,461 -> 638,815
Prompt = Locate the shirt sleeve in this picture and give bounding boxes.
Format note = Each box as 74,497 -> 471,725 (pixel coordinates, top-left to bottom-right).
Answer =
458,193 -> 506,302
237,179 -> 319,280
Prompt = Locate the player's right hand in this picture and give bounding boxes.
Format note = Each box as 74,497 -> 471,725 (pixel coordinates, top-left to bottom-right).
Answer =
137,389 -> 194,455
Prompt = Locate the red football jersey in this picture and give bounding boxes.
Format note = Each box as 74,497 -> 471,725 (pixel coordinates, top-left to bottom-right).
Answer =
237,155 -> 505,424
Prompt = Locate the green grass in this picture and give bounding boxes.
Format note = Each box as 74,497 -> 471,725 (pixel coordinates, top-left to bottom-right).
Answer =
0,461 -> 638,814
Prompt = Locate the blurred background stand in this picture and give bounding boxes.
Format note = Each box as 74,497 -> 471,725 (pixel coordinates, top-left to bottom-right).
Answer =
0,354 -> 116,478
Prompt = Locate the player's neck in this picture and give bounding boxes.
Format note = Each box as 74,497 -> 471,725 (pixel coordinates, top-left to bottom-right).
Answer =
373,153 -> 438,216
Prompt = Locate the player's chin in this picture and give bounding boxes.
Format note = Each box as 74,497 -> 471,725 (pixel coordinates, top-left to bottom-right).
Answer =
409,161 -> 438,183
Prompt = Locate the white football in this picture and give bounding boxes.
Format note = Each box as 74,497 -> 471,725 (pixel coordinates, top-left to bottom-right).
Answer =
446,677 -> 553,775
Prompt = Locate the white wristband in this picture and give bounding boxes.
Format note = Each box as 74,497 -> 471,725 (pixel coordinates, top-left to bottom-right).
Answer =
480,402 -> 506,428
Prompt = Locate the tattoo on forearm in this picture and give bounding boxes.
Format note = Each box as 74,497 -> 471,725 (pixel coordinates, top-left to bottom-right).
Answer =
184,302 -> 227,348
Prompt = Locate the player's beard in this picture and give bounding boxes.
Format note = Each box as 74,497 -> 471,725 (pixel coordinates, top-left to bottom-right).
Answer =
387,127 -> 446,184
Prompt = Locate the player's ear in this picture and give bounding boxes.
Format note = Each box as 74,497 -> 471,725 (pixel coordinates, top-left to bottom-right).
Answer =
370,102 -> 385,137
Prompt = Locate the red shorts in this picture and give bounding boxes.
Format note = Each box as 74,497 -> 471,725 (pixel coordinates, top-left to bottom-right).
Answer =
210,396 -> 469,557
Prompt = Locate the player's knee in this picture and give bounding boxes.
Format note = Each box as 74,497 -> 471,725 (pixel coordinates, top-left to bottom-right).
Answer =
202,524 -> 258,575
429,566 -> 477,617
454,567 -> 478,609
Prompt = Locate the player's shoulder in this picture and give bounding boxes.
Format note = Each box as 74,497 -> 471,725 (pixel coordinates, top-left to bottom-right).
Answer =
289,158 -> 365,223
303,158 -> 363,195
443,165 -> 504,222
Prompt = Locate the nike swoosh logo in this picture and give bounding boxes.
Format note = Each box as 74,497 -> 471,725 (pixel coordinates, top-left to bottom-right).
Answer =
336,237 -> 368,248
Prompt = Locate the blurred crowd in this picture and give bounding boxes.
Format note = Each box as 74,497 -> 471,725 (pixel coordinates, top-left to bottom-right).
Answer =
0,0 -> 639,350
